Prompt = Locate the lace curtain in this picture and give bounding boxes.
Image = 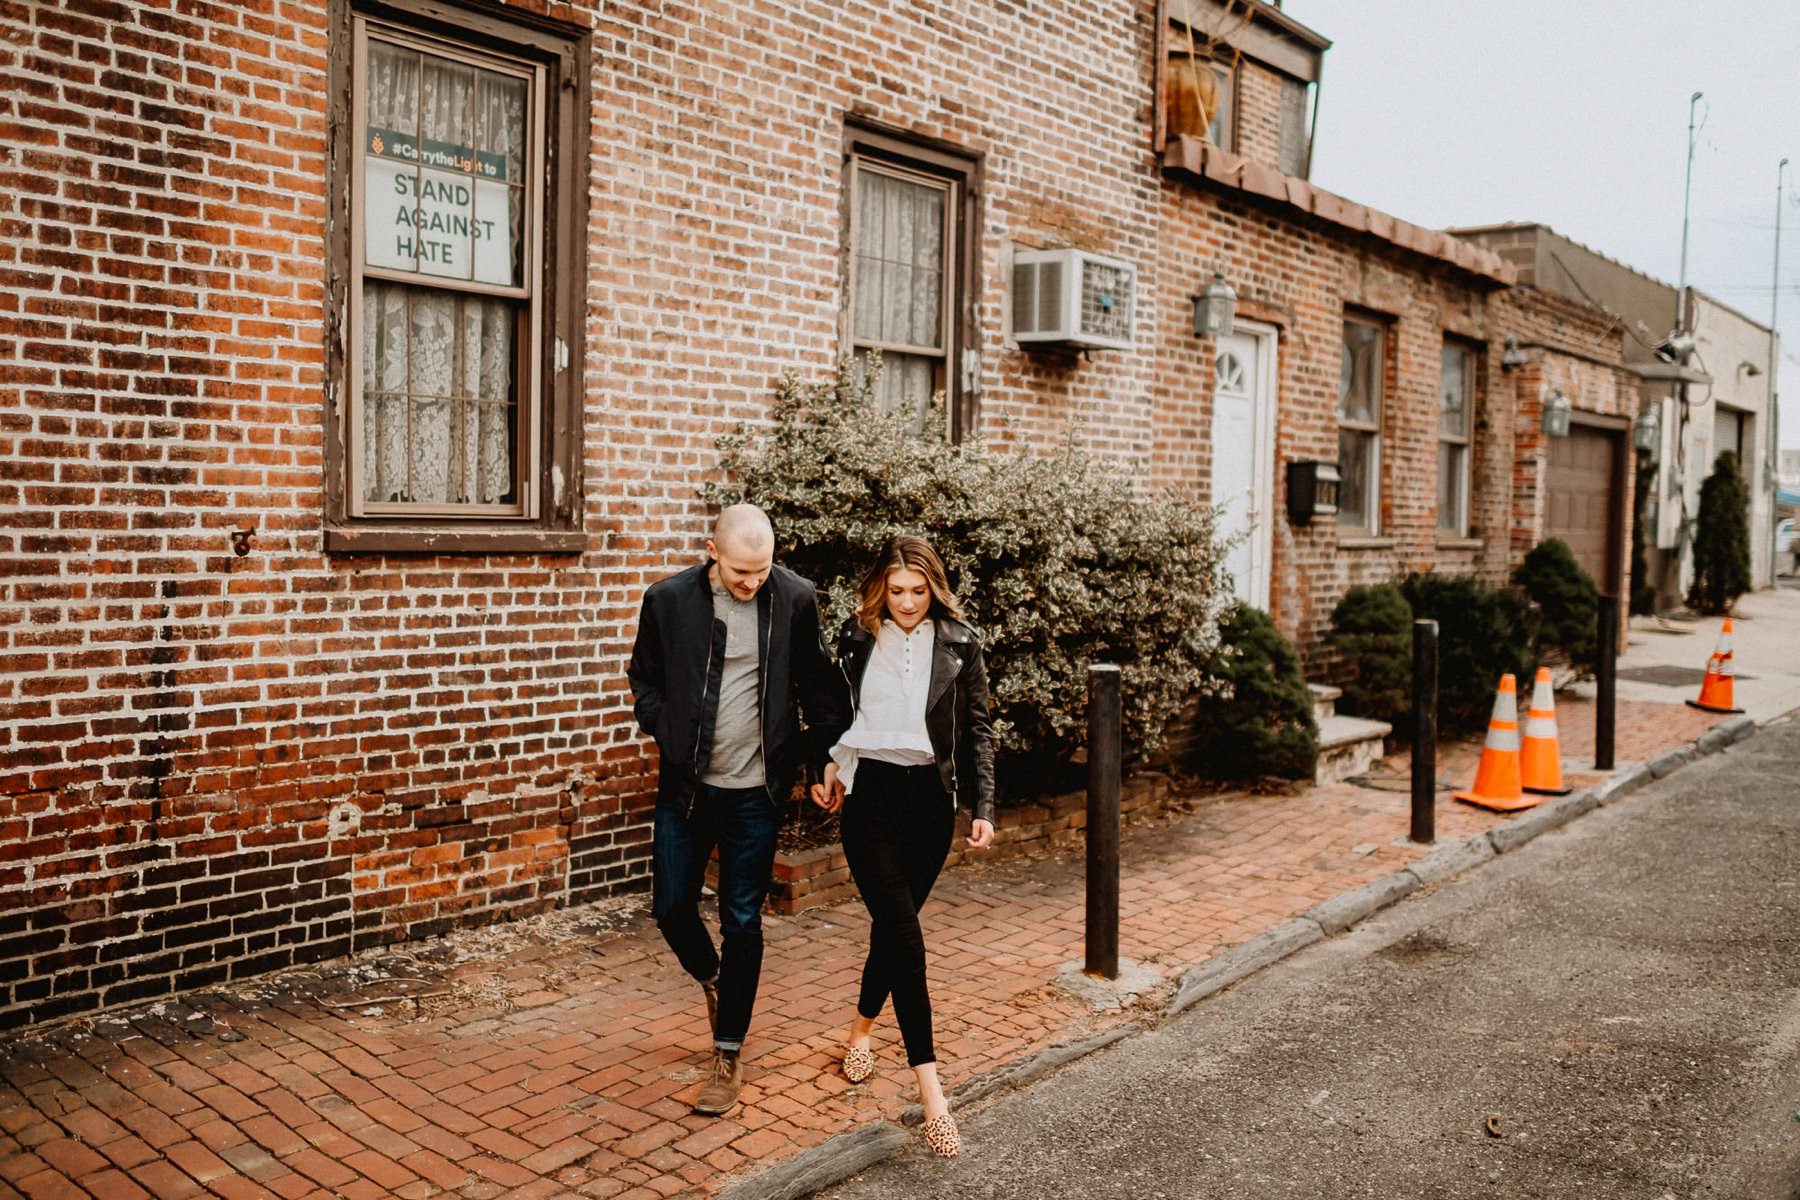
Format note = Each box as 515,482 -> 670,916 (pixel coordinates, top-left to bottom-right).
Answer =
854,166 -> 946,434
361,37 -> 524,506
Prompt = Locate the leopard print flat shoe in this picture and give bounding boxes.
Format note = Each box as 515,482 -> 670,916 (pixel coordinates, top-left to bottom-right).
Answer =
922,1112 -> 959,1158
841,1044 -> 876,1083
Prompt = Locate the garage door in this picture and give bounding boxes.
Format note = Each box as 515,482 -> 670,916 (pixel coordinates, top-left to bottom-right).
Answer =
1546,424 -> 1622,590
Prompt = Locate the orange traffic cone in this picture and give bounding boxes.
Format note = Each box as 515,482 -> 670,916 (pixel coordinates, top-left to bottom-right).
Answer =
1454,674 -> 1538,812
1520,667 -> 1570,795
1685,618 -> 1745,714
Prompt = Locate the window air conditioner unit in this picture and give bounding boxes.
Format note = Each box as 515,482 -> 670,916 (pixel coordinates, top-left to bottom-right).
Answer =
1012,248 -> 1137,351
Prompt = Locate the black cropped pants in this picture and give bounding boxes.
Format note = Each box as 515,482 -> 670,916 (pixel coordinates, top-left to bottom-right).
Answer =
839,759 -> 956,1067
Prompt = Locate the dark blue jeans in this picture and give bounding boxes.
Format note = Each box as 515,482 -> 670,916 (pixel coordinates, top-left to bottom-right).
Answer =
653,783 -> 778,1052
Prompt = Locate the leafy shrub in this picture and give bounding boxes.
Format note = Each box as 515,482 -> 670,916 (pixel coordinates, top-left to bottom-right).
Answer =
1185,603 -> 1318,780
1513,538 -> 1598,673
703,358 -> 1230,793
1687,450 -> 1751,615
1326,583 -> 1413,725
1401,572 -> 1536,734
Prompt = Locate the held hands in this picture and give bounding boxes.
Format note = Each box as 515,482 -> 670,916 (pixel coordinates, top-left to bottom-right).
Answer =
810,763 -> 845,814
810,764 -> 993,851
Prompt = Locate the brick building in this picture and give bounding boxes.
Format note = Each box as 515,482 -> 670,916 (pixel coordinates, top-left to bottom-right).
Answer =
0,0 -> 1629,1026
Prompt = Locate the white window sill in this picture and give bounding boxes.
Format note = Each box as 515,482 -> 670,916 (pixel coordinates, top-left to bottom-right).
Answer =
1337,536 -> 1396,550
1436,536 -> 1484,551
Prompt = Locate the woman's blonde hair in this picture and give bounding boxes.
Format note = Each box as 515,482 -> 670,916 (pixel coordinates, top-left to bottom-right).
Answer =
855,535 -> 963,636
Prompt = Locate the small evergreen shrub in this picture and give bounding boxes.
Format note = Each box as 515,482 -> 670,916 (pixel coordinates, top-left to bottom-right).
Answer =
1185,603 -> 1318,780
1687,450 -> 1751,615
1326,583 -> 1413,725
1513,538 -> 1598,673
1401,572 -> 1536,734
705,358 -> 1231,793
1629,449 -> 1657,616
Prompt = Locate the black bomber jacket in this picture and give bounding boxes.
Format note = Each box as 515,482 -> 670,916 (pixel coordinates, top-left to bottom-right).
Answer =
628,561 -> 850,815
836,615 -> 997,825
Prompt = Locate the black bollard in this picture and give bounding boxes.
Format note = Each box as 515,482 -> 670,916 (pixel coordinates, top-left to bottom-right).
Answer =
1085,664 -> 1121,980
1595,594 -> 1618,771
1411,619 -> 1438,845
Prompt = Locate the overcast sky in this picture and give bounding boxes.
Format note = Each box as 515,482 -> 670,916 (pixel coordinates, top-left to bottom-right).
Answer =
1280,0 -> 1800,450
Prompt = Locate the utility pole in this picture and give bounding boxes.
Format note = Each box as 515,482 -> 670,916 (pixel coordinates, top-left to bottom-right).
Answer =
1676,91 -> 1703,336
1770,158 -> 1787,505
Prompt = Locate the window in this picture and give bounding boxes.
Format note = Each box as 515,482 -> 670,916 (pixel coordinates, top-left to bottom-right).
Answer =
1206,63 -> 1235,149
1438,342 -> 1476,535
325,1 -> 588,552
846,129 -> 977,439
1277,75 -> 1309,176
1337,316 -> 1385,534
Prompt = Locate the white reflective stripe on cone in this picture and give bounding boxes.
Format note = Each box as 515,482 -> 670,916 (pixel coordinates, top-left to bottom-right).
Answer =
1717,656 -> 1735,677
1523,715 -> 1558,738
1487,725 -> 1521,752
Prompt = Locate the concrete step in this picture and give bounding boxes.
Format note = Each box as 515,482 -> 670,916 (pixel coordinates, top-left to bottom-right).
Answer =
1308,682 -> 1342,724
1314,713 -> 1392,785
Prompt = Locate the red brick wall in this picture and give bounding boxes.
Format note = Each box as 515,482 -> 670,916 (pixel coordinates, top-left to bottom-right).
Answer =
1492,288 -> 1639,602
1149,185 -> 1516,664
0,0 -> 1540,1028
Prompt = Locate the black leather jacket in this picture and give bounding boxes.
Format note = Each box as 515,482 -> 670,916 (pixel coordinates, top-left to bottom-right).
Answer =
837,615 -> 997,825
628,561 -> 849,815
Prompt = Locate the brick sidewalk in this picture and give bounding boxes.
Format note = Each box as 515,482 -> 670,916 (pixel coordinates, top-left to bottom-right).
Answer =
0,699 -> 1729,1200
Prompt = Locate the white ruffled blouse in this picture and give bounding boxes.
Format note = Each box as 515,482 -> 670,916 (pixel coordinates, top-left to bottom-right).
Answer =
829,619 -> 936,794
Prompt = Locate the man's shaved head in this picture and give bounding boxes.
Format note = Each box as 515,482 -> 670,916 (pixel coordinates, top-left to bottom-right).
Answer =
712,504 -> 774,556
707,504 -> 775,601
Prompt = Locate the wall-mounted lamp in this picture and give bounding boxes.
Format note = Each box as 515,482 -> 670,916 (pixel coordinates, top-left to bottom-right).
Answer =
1632,400 -> 1662,452
1191,271 -> 1237,338
1541,388 -> 1572,437
1655,331 -> 1697,363
1500,336 -> 1529,370
1738,360 -> 1763,377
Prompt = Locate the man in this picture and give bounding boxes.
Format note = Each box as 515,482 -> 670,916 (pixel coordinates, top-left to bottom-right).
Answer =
627,504 -> 848,1116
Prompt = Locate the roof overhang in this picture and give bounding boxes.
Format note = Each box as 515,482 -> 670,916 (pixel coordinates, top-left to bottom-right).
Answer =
1629,362 -> 1713,386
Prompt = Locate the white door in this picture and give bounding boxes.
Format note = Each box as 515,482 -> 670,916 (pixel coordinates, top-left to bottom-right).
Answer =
1211,325 -> 1276,609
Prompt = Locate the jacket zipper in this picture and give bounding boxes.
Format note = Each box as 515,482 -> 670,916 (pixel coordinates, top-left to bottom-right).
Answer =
687,627 -> 716,821
758,603 -> 772,804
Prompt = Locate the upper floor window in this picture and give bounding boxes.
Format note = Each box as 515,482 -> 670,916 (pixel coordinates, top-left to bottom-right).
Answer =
1166,53 -> 1234,151
1338,316 -> 1385,535
845,128 -> 977,439
325,1 -> 588,552
1438,341 -> 1478,535
1277,75 -> 1310,176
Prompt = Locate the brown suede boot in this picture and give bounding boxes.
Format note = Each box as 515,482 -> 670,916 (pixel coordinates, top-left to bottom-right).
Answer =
692,1049 -> 742,1116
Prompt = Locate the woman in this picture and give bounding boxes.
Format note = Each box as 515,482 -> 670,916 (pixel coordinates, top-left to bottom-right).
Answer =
811,534 -> 996,1159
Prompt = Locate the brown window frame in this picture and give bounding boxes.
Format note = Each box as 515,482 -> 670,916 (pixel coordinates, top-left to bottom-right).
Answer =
323,0 -> 589,554
1337,313 -> 1387,537
1437,339 -> 1479,537
841,123 -> 982,443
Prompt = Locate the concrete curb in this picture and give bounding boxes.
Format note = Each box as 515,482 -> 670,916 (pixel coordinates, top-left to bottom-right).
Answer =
1404,834 -> 1497,883
1302,871 -> 1420,936
1166,919 -> 1325,1016
1592,761 -> 1651,805
718,1122 -> 913,1200
725,714 -> 1763,1197
1647,746 -> 1694,777
1486,788 -> 1601,855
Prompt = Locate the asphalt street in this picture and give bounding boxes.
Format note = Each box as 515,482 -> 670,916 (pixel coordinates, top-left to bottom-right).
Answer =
815,714 -> 1800,1199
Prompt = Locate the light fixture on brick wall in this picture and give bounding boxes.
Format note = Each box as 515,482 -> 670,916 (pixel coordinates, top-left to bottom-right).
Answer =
1542,388 -> 1572,437
1191,270 -> 1237,338
1501,336 -> 1528,370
